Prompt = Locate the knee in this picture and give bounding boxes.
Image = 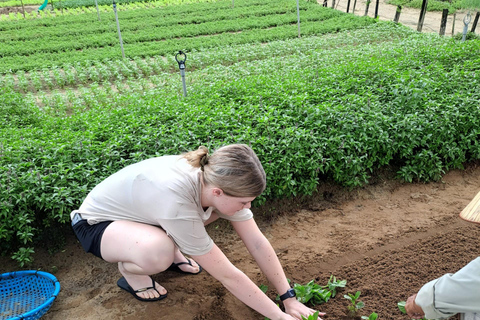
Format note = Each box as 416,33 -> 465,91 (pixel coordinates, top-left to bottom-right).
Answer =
138,238 -> 175,272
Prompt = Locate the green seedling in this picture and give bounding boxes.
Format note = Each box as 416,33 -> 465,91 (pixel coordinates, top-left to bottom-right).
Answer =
344,291 -> 365,317
289,276 -> 346,306
259,284 -> 269,294
293,280 -> 332,305
323,275 -> 347,298
302,311 -> 320,320
361,312 -> 378,320
398,301 -> 428,320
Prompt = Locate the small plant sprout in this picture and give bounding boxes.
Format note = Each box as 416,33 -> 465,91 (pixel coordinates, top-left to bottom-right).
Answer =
344,291 -> 365,317
301,311 -> 320,320
361,312 -> 378,320
259,284 -> 268,294
323,275 -> 347,298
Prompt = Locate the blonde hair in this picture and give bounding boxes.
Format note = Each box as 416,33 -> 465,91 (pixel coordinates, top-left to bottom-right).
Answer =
183,144 -> 266,197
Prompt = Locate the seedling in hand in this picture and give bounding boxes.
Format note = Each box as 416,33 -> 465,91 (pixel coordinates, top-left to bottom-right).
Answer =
301,311 -> 320,320
398,301 -> 428,320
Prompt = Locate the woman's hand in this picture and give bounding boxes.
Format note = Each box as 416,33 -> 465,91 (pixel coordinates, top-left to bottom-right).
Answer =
283,298 -> 325,320
405,294 -> 425,319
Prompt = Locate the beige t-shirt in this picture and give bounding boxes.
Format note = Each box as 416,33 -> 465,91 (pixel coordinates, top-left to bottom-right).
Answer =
70,155 -> 253,255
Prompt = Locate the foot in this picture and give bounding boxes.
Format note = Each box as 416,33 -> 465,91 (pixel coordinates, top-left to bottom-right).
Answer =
172,257 -> 201,274
172,249 -> 201,274
119,263 -> 167,300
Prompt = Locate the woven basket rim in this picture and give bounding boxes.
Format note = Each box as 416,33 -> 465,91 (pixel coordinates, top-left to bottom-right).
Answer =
0,270 -> 61,320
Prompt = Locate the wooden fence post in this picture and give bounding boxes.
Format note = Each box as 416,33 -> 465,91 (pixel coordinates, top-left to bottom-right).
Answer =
439,9 -> 448,35
364,0 -> 370,16
452,13 -> 456,35
394,5 -> 402,23
417,0 -> 428,32
471,11 -> 479,33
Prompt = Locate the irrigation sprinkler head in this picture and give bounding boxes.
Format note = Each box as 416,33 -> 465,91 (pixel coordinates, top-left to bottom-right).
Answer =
464,12 -> 472,25
175,51 -> 187,70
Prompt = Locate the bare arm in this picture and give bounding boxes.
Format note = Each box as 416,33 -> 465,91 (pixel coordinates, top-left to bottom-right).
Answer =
192,243 -> 295,320
231,218 -> 322,320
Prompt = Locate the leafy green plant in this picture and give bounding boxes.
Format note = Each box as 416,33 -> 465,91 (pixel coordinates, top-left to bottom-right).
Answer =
344,291 -> 365,317
361,312 -> 378,320
293,280 -> 332,305
292,276 -> 347,306
302,311 -> 320,320
324,275 -> 347,298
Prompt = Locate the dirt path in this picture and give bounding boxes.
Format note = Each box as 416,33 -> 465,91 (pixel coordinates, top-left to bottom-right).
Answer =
330,0 -> 471,35
2,162 -> 480,319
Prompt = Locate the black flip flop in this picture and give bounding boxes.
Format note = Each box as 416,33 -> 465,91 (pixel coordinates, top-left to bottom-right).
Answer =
117,276 -> 167,302
167,258 -> 203,275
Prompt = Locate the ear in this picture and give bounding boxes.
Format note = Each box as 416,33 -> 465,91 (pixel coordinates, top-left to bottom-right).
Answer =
212,188 -> 224,197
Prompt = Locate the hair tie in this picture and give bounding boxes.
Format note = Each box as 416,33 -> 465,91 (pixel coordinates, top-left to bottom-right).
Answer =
199,154 -> 209,171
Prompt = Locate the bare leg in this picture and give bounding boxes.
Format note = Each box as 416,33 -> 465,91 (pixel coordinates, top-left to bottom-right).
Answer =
100,221 -> 174,300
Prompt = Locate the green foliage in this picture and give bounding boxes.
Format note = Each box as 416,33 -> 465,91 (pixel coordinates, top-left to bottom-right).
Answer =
461,0 -> 480,9
453,31 -> 480,41
301,311 -> 320,320
0,0 -> 376,73
324,275 -> 347,298
361,312 -> 379,320
344,291 -> 365,316
292,276 -> 347,306
1,14 -> 479,266
386,0 -> 479,12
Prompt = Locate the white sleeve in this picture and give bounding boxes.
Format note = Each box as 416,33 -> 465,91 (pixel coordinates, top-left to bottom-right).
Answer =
415,257 -> 480,319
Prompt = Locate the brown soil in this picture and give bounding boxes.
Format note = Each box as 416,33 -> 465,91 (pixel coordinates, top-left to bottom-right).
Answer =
2,162 -> 480,320
0,5 -> 39,15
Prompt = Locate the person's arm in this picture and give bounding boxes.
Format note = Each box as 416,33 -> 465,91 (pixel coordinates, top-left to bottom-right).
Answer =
410,257 -> 480,319
192,244 -> 295,320
231,218 -> 323,320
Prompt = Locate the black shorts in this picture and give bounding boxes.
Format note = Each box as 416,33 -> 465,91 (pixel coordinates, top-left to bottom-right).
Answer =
72,213 -> 113,259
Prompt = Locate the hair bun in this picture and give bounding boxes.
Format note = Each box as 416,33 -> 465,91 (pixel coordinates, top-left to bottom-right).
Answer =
199,154 -> 209,171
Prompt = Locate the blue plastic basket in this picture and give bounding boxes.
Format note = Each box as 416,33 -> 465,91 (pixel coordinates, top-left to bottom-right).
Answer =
0,271 -> 60,320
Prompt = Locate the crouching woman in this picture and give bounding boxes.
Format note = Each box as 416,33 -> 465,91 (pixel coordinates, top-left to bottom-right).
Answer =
71,144 -> 323,320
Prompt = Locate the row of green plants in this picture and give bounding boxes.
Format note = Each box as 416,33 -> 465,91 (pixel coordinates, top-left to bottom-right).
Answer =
386,0 -> 480,13
0,1 -> 299,40
0,0 -> 282,31
1,22 -> 479,266
261,276 -> 379,319
0,19 -> 375,72
0,0 -> 213,9
0,9 -> 343,58
0,20 -> 409,94
1,18 -> 411,94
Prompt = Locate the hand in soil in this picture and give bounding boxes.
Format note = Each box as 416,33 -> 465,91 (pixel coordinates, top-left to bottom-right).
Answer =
283,298 -> 325,320
405,294 -> 426,319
